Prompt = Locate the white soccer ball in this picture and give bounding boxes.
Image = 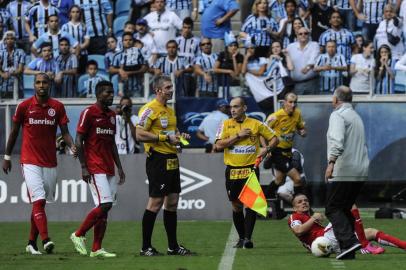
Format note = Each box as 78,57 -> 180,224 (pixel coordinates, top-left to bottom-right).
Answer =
311,236 -> 333,257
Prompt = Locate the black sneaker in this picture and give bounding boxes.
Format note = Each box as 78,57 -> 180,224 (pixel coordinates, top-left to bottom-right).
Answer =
167,245 -> 196,256
336,243 -> 361,260
140,247 -> 163,256
243,239 -> 254,249
233,239 -> 244,248
42,239 -> 55,254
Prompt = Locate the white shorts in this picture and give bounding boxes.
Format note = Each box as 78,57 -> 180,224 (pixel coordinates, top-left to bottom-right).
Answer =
89,174 -> 117,206
21,164 -> 57,203
323,223 -> 341,254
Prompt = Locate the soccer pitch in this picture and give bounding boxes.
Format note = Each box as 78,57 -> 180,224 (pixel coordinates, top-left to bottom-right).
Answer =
1,219 -> 406,270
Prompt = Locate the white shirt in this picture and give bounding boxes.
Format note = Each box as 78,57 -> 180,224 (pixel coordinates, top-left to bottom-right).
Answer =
135,32 -> 158,65
198,110 -> 229,144
286,41 -> 320,81
395,53 -> 406,71
399,0 -> 406,42
350,54 -> 375,93
375,18 -> 404,60
115,114 -> 139,154
144,9 -> 183,54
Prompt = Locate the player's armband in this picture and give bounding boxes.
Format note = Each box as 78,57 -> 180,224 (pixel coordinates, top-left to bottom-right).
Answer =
290,220 -> 302,228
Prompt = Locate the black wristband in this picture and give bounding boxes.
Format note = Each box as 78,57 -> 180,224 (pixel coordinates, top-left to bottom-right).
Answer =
328,160 -> 335,165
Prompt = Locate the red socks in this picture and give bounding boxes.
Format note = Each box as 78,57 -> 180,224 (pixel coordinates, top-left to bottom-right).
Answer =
32,199 -> 48,241
29,212 -> 39,242
92,213 -> 107,252
351,208 -> 369,248
75,207 -> 104,237
376,231 -> 406,249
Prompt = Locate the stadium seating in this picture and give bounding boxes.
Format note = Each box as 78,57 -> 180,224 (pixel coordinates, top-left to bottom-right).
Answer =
394,71 -> 406,92
113,16 -> 127,38
115,0 -> 131,17
87,54 -> 106,72
23,74 -> 35,97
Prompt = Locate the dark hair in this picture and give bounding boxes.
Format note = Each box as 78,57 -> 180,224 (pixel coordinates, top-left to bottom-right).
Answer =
35,72 -> 51,82
59,37 -> 70,45
124,21 -> 134,27
326,40 -> 337,46
289,17 -> 305,42
166,39 -> 178,48
96,81 -> 113,96
360,40 -> 373,54
40,42 -> 52,50
374,44 -> 392,78
270,40 -> 287,66
183,17 -> 194,28
334,85 -> 353,102
108,35 -> 117,42
48,14 -> 59,21
68,5 -> 82,20
120,96 -> 133,106
291,193 -> 307,204
86,60 -> 98,68
329,10 -> 342,21
285,0 -> 297,8
122,31 -> 134,41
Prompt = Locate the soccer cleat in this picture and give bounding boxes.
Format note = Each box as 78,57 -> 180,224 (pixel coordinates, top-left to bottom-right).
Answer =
26,244 -> 42,255
140,247 -> 163,256
70,232 -> 87,255
243,239 -> 254,249
360,243 -> 385,255
336,243 -> 361,260
90,248 -> 117,258
167,245 -> 196,256
43,241 -> 55,254
233,239 -> 244,248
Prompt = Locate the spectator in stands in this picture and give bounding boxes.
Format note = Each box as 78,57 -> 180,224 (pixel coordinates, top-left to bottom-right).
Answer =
130,0 -> 152,23
194,37 -> 218,97
74,0 -> 113,55
278,0 -> 306,48
213,33 -> 243,98
307,0 -> 334,42
353,34 -> 364,54
7,0 -> 32,53
105,36 -> 119,74
395,53 -> 406,72
80,60 -> 104,98
134,18 -> 158,66
286,27 -> 319,95
55,37 -> 78,97
118,32 -> 148,97
241,0 -> 279,58
166,0 -> 198,20
32,15 -> 79,58
374,44 -> 395,94
331,0 -> 356,31
117,21 -> 136,50
61,5 -> 90,75
375,4 -> 404,61
51,0 -> 73,26
350,0 -> 390,41
196,99 -> 229,153
153,39 -> 192,96
314,40 -> 347,94
241,39 -> 267,77
350,40 -> 375,94
319,11 -> 355,64
200,0 -> 240,53
115,96 -> 140,154
176,17 -> 200,96
25,42 -> 61,96
401,0 -> 406,49
0,0 -> 11,34
269,0 -> 287,23
25,0 -> 59,42
0,31 -> 25,99
144,0 -> 183,57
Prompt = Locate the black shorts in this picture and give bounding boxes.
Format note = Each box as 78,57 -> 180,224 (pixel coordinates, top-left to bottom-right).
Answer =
225,165 -> 259,201
269,148 -> 293,174
146,151 -> 181,197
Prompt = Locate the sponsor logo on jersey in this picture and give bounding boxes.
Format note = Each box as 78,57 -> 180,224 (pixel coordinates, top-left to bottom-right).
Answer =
28,118 -> 55,125
160,116 -> 168,128
48,108 -> 56,117
139,108 -> 153,127
229,168 -> 252,180
96,127 -> 114,135
229,145 -> 256,154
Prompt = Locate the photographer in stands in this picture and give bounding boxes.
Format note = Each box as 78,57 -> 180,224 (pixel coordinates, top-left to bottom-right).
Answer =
115,96 -> 140,154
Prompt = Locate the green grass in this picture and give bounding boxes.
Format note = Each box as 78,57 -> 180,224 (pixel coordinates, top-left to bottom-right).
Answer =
1,218 -> 406,270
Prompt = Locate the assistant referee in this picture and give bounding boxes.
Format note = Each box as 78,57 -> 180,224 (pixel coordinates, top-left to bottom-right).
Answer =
215,97 -> 278,249
136,75 -> 194,256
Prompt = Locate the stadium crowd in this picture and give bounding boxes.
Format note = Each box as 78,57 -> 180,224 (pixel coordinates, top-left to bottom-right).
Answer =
0,0 -> 405,102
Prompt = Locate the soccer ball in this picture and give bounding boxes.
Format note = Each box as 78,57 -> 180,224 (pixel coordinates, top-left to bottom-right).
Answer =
311,236 -> 333,257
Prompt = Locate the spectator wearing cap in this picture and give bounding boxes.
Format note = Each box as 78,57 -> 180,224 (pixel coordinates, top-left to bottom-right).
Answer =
194,37 -> 218,97
286,27 -> 320,95
166,0 -> 199,20
134,18 -> 159,66
201,0 -> 240,53
144,0 -> 183,57
213,32 -> 243,98
196,99 -> 230,153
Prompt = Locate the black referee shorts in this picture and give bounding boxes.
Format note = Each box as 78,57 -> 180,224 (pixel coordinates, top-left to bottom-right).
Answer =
269,148 -> 293,174
146,151 -> 181,197
225,165 -> 259,201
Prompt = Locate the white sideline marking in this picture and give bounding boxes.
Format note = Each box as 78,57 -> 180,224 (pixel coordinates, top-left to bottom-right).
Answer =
330,259 -> 346,269
218,225 -> 238,270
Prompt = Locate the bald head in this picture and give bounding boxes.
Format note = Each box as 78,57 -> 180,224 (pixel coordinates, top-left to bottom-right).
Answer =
334,86 -> 352,103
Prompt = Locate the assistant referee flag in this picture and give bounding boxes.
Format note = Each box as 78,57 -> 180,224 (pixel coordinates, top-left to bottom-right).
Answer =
238,157 -> 267,217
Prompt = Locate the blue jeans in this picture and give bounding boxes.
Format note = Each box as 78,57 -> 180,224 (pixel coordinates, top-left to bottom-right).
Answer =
338,9 -> 356,32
